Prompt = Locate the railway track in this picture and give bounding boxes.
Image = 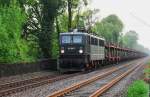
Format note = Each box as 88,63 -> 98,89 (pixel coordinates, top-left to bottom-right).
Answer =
47,58 -> 147,97
89,63 -> 144,97
0,63 -> 126,97
0,74 -> 57,91
0,58 -> 145,97
0,72 -> 85,97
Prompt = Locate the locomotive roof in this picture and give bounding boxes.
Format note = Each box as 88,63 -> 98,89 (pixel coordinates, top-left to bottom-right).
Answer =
60,32 -> 105,41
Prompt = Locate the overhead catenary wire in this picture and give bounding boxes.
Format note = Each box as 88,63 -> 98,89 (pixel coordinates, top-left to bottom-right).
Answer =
130,12 -> 150,28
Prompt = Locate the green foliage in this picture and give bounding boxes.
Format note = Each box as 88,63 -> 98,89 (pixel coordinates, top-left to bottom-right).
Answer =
144,68 -> 150,74
93,14 -> 123,43
64,0 -> 89,30
51,31 -> 59,59
58,14 -> 68,32
34,0 -> 64,58
127,80 -> 149,97
0,0 -> 35,63
147,61 -> 150,65
123,30 -> 138,48
0,0 -> 11,6
144,61 -> 150,74
121,30 -> 150,53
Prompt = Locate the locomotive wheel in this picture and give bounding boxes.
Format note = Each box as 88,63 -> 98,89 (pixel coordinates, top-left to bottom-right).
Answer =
85,63 -> 90,71
86,64 -> 89,68
94,61 -> 98,69
91,61 -> 95,69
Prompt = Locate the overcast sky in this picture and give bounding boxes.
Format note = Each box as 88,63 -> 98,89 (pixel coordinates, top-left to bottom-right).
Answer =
89,0 -> 150,49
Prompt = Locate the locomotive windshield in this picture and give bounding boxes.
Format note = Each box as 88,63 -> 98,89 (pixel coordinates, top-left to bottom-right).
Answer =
73,35 -> 82,43
61,35 -> 83,44
61,35 -> 71,44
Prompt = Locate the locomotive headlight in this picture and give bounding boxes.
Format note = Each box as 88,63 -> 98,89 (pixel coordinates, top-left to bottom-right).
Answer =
79,49 -> 83,54
61,47 -> 64,54
61,49 -> 64,54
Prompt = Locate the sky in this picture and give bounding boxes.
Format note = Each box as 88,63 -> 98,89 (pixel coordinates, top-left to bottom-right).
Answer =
89,0 -> 150,49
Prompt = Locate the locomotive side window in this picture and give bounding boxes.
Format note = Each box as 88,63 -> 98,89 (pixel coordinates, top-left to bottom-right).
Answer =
101,40 -> 104,46
61,35 -> 71,44
98,40 -> 100,46
91,37 -> 95,45
73,35 -> 82,43
95,38 -> 98,45
99,39 -> 104,46
86,35 -> 90,45
88,36 -> 91,44
91,37 -> 98,45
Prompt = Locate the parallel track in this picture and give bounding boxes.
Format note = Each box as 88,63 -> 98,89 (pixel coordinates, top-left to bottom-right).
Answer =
89,62 -> 144,97
0,72 -> 84,96
0,58 -> 146,97
47,58 -> 147,97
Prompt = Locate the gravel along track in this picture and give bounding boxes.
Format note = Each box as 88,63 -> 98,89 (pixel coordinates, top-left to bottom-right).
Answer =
5,66 -> 117,97
100,57 -> 150,97
0,71 -> 87,97
47,58 -> 145,97
56,60 -> 143,97
0,71 -> 59,85
3,58 -> 144,97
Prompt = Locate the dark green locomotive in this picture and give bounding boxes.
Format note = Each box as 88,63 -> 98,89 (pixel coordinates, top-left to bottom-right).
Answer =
58,30 -> 105,72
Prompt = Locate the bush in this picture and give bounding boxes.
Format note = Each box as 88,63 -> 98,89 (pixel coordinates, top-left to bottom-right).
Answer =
0,0 -> 36,63
127,80 -> 149,97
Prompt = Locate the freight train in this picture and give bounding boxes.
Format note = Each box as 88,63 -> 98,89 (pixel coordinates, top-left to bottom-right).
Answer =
58,29 -> 147,72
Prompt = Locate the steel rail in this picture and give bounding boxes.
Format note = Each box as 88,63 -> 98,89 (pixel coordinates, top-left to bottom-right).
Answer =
0,75 -> 56,91
0,72 -> 84,97
47,63 -> 133,97
89,62 -> 144,97
0,59 -> 144,97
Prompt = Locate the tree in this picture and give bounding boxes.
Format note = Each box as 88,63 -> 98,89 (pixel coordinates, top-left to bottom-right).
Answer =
66,0 -> 88,31
16,0 -> 65,58
82,9 -> 100,31
37,0 -> 60,58
50,0 -> 89,58
0,0 -> 11,6
93,14 -> 123,43
0,0 -> 33,63
123,30 -> 138,48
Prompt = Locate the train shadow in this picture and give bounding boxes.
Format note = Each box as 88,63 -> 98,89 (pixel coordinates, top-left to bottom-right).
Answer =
62,71 -> 80,74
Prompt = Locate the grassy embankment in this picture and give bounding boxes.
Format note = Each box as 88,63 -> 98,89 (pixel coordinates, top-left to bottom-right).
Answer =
127,62 -> 150,97
144,62 -> 150,81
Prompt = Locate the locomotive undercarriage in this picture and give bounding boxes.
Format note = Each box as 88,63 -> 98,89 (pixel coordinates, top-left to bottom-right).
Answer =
58,55 -> 105,72
59,55 -> 87,72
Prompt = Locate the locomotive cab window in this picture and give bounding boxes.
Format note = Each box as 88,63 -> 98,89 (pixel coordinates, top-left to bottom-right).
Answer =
73,35 -> 83,43
61,35 -> 71,44
61,34 -> 83,44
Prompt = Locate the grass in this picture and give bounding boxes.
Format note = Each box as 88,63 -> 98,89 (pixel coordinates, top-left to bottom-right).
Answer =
144,61 -> 150,78
144,69 -> 150,74
127,80 -> 149,97
147,61 -> 150,65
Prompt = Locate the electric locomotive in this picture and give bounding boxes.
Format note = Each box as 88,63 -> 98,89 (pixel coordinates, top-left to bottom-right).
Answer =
58,29 -> 105,72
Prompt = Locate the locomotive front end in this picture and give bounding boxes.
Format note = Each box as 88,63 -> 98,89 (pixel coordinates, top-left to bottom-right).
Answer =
58,32 -> 87,72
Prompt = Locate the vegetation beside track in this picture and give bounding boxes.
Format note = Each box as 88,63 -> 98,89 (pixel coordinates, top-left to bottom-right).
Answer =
127,62 -> 150,97
144,61 -> 150,84
127,80 -> 149,97
0,0 -> 36,63
144,62 -> 150,74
